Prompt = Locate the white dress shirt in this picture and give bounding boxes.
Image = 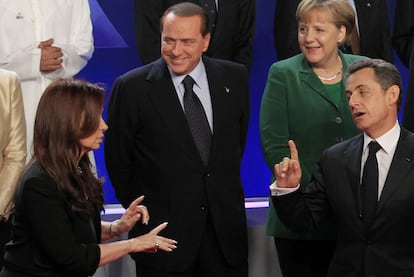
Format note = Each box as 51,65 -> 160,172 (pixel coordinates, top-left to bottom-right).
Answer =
169,59 -> 214,132
361,121 -> 400,199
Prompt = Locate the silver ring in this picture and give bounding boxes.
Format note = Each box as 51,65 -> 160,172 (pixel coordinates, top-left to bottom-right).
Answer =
155,242 -> 160,249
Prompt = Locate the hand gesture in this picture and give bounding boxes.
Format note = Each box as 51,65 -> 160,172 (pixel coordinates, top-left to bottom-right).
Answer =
274,140 -> 302,188
130,222 -> 177,253
38,38 -> 63,72
112,196 -> 149,236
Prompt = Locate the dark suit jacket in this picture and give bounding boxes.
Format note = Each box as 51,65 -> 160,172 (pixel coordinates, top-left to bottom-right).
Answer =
104,56 -> 250,271
273,129 -> 414,276
2,162 -> 101,277
393,0 -> 414,133
133,0 -> 255,71
274,0 -> 393,62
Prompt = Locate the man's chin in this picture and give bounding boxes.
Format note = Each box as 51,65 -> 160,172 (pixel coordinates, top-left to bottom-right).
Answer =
169,66 -> 190,76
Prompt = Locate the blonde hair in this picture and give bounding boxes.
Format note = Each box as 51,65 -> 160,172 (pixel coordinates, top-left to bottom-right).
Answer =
296,0 -> 355,45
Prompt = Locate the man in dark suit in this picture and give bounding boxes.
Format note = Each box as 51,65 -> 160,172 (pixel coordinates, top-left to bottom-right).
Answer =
105,3 -> 250,277
133,0 -> 255,71
393,0 -> 414,133
274,0 -> 393,62
271,59 -> 414,276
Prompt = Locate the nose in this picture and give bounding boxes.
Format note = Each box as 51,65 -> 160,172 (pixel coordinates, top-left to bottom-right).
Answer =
348,93 -> 358,109
304,29 -> 314,42
100,117 -> 108,131
171,41 -> 182,55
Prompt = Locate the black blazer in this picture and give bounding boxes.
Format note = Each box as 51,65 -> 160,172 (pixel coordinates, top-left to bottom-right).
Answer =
2,162 -> 101,277
133,0 -> 255,71
394,0 -> 414,133
273,129 -> 414,276
273,0 -> 393,62
105,56 -> 250,271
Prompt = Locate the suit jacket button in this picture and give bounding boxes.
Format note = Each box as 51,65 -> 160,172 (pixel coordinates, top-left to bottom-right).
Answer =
335,117 -> 343,124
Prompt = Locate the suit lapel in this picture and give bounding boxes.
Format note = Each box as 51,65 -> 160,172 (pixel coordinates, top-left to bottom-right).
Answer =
299,52 -> 351,110
377,129 -> 414,211
146,59 -> 201,161
298,58 -> 338,109
344,135 -> 364,217
203,57 -> 238,166
203,57 -> 228,164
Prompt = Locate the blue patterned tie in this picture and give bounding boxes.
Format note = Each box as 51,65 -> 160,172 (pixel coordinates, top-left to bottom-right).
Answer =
361,141 -> 381,228
183,75 -> 211,165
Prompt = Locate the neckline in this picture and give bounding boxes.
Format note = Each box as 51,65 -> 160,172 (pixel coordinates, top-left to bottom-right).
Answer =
317,69 -> 342,81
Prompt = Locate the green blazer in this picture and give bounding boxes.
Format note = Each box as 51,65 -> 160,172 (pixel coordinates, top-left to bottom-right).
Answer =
260,51 -> 365,239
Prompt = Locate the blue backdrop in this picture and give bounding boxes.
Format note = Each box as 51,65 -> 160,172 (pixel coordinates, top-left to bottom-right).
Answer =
78,0 -> 408,204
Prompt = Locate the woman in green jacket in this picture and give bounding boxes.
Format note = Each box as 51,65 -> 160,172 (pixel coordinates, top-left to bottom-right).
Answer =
260,0 -> 365,276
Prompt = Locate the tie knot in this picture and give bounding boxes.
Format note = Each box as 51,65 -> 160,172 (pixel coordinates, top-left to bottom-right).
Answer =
183,75 -> 195,93
368,141 -> 381,154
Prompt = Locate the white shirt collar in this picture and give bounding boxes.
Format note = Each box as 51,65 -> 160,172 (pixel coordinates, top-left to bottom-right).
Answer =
169,59 -> 205,89
363,121 -> 400,154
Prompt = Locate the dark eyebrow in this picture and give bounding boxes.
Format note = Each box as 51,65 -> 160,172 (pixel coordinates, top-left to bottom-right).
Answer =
356,84 -> 369,90
347,84 -> 367,90
346,84 -> 367,93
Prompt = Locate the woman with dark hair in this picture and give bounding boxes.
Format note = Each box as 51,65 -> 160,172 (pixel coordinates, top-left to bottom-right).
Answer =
0,79 -> 177,277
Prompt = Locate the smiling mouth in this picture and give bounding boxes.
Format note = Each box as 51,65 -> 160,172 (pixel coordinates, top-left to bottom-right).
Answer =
170,59 -> 186,65
306,46 -> 320,49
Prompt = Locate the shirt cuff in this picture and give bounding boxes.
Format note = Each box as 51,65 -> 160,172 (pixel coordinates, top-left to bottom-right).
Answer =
269,181 -> 300,196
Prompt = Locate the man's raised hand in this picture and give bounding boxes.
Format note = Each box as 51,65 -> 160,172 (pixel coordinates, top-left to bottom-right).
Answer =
274,140 -> 302,188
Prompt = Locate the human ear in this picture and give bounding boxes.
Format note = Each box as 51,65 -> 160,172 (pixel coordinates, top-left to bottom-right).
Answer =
386,85 -> 400,106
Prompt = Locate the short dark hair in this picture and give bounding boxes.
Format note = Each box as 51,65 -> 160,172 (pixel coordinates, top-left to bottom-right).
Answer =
160,2 -> 209,36
347,59 -> 403,111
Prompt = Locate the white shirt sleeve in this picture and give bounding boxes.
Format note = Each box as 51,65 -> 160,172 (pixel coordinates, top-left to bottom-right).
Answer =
269,181 -> 300,196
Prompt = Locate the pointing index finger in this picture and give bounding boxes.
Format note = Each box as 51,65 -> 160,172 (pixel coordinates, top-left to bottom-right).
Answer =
288,140 -> 299,161
130,195 -> 144,208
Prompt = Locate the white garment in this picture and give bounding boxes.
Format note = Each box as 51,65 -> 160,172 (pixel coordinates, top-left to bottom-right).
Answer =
361,122 -> 400,200
0,0 -> 94,158
169,60 -> 213,131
